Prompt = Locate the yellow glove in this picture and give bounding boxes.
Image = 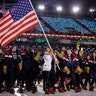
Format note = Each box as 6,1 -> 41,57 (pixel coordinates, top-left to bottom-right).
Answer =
55,59 -> 59,65
79,50 -> 84,57
55,50 -> 64,58
63,66 -> 70,75
3,65 -> 7,74
84,67 -> 90,74
76,43 -> 80,50
60,51 -> 64,58
34,52 -> 41,61
19,62 -> 22,71
48,49 -> 54,56
75,66 -> 83,75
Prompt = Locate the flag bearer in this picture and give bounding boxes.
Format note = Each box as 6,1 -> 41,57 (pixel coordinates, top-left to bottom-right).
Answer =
43,48 -> 56,94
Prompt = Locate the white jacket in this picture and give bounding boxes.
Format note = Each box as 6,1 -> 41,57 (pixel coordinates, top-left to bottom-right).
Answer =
43,52 -> 52,71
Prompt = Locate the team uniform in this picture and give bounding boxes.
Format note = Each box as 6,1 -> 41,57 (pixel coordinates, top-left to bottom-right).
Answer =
55,49 -> 67,93
4,49 -> 21,94
0,50 -> 5,93
63,51 -> 83,92
89,54 -> 96,91
82,56 -> 91,90
20,49 -> 37,93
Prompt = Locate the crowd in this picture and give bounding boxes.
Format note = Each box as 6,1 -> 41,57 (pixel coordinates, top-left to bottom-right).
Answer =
0,45 -> 96,94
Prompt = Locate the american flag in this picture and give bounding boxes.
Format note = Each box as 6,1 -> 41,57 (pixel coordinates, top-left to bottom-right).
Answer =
0,0 -> 39,47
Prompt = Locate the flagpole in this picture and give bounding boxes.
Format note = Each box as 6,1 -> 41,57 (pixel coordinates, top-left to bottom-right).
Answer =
29,0 -> 60,70
29,0 -> 52,50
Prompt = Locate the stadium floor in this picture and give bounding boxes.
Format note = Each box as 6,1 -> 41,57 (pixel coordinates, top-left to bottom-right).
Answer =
0,82 -> 96,96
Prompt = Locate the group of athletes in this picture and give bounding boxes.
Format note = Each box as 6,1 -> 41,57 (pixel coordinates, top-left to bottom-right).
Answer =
0,45 -> 96,94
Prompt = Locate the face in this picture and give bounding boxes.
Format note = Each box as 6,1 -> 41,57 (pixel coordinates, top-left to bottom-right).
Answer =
62,47 -> 66,51
26,47 -> 30,52
12,46 -> 17,52
46,48 -> 50,52
31,49 -> 34,53
67,50 -> 72,55
0,49 -> 3,54
75,50 -> 78,55
93,52 -> 96,57
87,55 -> 90,60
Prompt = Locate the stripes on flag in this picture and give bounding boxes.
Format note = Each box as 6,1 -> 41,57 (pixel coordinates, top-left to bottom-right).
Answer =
0,0 -> 39,47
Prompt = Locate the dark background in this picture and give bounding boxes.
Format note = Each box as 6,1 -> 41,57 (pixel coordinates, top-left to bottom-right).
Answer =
0,0 -> 96,18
